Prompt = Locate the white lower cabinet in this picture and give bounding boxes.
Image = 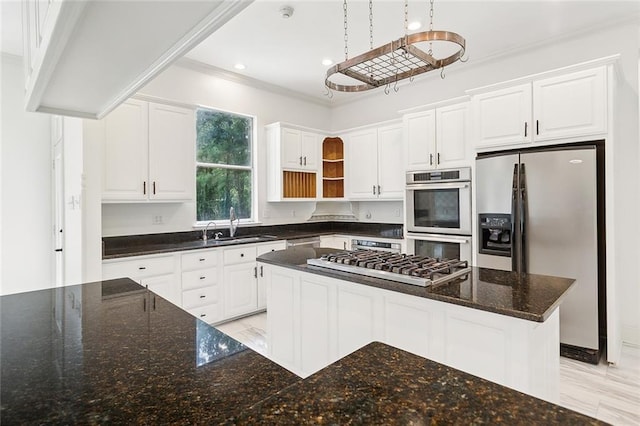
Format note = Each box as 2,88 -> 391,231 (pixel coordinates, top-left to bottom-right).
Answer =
180,249 -> 222,324
102,253 -> 180,306
319,235 -> 351,250
222,241 -> 287,319
264,263 -> 560,402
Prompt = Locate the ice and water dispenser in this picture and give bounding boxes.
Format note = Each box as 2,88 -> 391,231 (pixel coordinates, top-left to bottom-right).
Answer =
478,214 -> 512,257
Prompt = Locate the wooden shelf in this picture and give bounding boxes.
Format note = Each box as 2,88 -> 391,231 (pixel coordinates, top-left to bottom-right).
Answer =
322,137 -> 344,198
322,137 -> 344,160
283,171 -> 316,198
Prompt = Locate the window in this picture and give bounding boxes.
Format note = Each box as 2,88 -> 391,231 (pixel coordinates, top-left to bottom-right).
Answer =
196,108 -> 253,222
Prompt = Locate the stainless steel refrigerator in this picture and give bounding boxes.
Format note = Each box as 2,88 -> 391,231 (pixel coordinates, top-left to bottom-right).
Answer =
476,145 -> 601,362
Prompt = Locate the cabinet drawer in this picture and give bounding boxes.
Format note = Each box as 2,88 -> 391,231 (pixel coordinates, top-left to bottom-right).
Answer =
182,267 -> 218,291
182,286 -> 219,309
187,303 -> 222,324
103,255 -> 174,280
256,241 -> 286,257
182,249 -> 219,270
223,245 -> 257,265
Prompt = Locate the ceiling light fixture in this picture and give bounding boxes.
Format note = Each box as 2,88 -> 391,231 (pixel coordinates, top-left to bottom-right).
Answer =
408,21 -> 421,31
280,5 -> 294,19
234,63 -> 246,70
325,0 -> 466,94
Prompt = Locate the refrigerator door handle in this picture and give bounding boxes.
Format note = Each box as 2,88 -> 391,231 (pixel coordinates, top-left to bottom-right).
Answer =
511,163 -> 519,272
519,162 -> 527,274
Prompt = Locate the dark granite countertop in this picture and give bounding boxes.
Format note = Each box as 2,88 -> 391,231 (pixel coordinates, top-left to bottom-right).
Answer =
1,279 -> 599,424
235,341 -> 603,425
102,221 -> 403,259
258,247 -> 576,322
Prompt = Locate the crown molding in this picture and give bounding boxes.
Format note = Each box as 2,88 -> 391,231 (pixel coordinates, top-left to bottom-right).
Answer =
175,57 -> 333,108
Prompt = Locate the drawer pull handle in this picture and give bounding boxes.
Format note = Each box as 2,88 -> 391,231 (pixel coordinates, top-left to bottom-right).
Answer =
200,313 -> 206,317
199,258 -> 205,262
199,295 -> 206,299
139,267 -> 146,270
200,276 -> 206,280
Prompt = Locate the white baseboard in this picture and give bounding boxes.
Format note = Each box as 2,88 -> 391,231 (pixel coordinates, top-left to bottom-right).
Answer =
622,325 -> 640,347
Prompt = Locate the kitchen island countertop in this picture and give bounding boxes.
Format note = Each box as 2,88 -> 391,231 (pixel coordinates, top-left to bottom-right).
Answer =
1,278 -> 599,424
258,247 -> 577,322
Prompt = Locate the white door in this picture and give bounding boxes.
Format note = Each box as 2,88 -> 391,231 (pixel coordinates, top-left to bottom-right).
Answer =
533,67 -> 606,142
281,127 -> 302,169
405,110 -> 436,170
376,125 -> 404,199
436,103 -> 470,168
148,103 -> 194,201
346,129 -> 378,200
53,140 -> 64,287
102,99 -> 149,201
473,83 -> 532,148
300,131 -> 319,170
142,274 -> 175,305
223,263 -> 258,318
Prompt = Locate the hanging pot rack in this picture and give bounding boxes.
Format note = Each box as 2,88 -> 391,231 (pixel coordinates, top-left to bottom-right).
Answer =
325,0 -> 466,94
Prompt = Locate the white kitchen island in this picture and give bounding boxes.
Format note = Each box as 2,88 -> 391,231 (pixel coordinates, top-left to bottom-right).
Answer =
259,247 -> 576,404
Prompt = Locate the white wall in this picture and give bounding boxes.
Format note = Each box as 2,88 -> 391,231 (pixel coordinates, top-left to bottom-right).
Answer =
0,54 -> 53,295
101,62 -> 333,237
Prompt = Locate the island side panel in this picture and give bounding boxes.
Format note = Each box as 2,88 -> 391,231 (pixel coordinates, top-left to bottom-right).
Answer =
264,263 -> 560,402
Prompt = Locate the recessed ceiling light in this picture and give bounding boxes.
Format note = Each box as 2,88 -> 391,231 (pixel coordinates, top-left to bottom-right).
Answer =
408,21 -> 421,31
322,59 -> 333,66
234,63 -> 246,70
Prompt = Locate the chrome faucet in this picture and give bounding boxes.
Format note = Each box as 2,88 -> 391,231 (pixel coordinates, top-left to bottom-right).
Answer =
202,221 -> 216,242
229,207 -> 239,237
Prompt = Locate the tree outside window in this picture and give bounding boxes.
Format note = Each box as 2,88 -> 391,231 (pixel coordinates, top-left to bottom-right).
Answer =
196,108 -> 253,222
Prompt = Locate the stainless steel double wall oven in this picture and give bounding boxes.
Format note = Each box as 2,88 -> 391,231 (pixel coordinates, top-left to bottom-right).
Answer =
405,168 -> 472,262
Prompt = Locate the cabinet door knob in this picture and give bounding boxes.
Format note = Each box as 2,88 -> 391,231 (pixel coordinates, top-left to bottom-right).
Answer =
240,253 -> 244,257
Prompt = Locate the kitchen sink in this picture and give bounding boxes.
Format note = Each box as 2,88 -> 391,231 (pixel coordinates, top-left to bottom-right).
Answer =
199,235 -> 279,247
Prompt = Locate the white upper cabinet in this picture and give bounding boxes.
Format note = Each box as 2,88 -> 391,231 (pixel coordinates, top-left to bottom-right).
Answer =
405,102 -> 470,171
280,126 -> 319,171
148,103 -> 195,201
472,84 -> 532,148
346,123 -> 404,200
21,0 -> 250,119
472,66 -> 607,150
102,100 -> 149,201
100,100 -> 194,202
532,67 -> 607,141
266,122 -> 322,201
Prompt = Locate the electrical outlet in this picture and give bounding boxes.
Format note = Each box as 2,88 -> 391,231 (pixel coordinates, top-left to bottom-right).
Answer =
153,215 -> 163,225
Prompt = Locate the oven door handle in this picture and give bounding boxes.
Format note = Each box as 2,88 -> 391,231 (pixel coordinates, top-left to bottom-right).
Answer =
406,233 -> 470,244
406,182 -> 470,191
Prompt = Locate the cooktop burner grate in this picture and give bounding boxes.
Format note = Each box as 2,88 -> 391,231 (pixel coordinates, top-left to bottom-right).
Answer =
307,249 -> 471,287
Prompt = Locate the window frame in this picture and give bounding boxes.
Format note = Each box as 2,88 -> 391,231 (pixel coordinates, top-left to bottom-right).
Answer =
193,106 -> 258,227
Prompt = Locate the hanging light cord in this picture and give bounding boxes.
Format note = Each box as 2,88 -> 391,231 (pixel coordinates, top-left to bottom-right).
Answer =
343,0 -> 348,60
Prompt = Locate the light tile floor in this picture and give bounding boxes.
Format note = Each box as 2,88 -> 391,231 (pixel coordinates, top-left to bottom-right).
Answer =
216,313 -> 640,425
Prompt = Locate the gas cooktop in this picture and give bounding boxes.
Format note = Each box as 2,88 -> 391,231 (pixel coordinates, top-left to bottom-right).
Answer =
306,249 -> 471,287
